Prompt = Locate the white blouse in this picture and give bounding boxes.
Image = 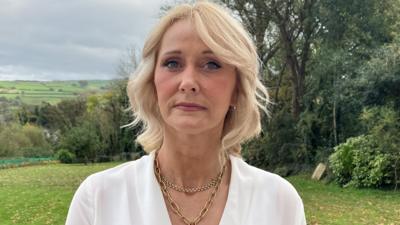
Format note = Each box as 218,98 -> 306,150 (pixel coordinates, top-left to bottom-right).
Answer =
66,152 -> 306,225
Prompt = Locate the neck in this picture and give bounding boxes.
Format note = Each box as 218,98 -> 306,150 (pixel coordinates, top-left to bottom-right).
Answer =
156,127 -> 227,188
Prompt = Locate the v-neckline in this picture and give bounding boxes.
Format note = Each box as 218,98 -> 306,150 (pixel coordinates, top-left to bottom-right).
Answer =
149,152 -> 239,225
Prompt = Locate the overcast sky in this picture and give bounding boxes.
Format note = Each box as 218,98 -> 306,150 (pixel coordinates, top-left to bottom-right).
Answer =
0,0 -> 164,81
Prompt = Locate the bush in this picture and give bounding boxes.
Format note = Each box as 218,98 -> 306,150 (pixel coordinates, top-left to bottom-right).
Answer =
329,137 -> 357,185
351,150 -> 391,187
0,123 -> 30,157
56,149 -> 75,164
0,123 -> 53,158
21,124 -> 50,148
329,135 -> 393,188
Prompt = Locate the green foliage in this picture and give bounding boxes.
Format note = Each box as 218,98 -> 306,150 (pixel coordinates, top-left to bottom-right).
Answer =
0,123 -> 28,157
351,149 -> 391,188
244,108 -> 309,176
55,149 -> 75,164
359,42 -> 400,109
35,98 -> 87,131
0,123 -> 51,158
361,106 -> 400,188
329,105 -> 400,189
329,136 -> 357,185
329,135 -> 392,188
21,124 -> 50,149
3,78 -> 141,163
60,122 -> 103,163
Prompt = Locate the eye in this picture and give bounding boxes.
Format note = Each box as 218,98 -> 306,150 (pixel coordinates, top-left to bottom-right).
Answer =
204,61 -> 221,70
162,60 -> 181,70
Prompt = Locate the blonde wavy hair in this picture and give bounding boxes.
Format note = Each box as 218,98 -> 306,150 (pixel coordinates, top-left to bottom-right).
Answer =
126,1 -> 270,156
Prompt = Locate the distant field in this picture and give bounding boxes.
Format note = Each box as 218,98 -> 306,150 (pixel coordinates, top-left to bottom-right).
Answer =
0,80 -> 112,105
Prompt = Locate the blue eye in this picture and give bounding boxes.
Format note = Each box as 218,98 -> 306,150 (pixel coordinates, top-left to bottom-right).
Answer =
163,60 -> 180,70
204,61 -> 221,70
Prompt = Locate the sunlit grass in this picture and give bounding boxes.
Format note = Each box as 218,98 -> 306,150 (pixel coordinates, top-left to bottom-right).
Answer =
0,163 -> 120,225
0,163 -> 399,225
288,175 -> 400,225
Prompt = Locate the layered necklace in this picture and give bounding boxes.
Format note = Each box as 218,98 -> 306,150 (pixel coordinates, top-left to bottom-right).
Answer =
154,150 -> 227,225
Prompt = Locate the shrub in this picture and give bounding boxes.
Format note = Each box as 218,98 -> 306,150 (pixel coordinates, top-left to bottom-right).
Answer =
56,149 -> 75,164
0,123 -> 30,157
329,137 -> 357,185
21,124 -> 50,148
0,123 -> 52,158
351,151 -> 391,187
329,135 -> 393,188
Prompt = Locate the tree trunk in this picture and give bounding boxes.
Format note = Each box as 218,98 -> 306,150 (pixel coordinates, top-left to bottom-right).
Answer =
395,157 -> 398,191
274,64 -> 286,104
333,100 -> 338,146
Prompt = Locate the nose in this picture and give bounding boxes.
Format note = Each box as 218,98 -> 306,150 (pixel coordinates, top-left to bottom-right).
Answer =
178,66 -> 200,94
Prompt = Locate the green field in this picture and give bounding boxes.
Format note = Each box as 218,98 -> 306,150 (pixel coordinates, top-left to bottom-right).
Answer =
0,163 -> 399,225
0,80 -> 112,105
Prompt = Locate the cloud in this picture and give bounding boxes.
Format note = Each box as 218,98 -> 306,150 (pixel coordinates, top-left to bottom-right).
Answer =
0,0 -> 163,80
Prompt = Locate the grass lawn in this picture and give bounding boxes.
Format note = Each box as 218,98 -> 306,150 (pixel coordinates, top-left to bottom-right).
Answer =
0,163 -> 399,225
0,163 -> 120,225
287,175 -> 400,225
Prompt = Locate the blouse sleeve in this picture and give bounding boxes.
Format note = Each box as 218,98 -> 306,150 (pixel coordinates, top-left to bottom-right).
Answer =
276,176 -> 307,225
65,175 -> 95,225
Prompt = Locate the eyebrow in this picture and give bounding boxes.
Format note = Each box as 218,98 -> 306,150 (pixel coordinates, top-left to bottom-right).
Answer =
161,50 -> 215,56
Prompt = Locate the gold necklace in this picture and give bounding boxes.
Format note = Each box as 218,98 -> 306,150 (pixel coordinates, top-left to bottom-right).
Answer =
154,151 -> 227,225
160,172 -> 220,193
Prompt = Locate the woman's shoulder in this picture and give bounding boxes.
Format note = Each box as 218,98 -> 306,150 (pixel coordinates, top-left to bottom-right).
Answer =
230,155 -> 306,223
230,155 -> 303,203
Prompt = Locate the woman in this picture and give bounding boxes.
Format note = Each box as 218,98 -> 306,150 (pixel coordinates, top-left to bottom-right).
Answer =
66,1 -> 306,225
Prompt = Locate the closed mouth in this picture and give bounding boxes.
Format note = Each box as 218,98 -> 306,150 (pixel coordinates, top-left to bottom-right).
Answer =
174,102 -> 207,110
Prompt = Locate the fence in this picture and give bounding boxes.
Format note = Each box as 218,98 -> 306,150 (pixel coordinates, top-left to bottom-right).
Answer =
0,157 -> 57,169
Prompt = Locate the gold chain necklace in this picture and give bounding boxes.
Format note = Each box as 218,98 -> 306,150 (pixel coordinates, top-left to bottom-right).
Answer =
160,172 -> 220,193
154,151 -> 227,225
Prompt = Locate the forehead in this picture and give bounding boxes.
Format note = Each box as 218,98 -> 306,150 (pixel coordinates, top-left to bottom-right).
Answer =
158,19 -> 210,55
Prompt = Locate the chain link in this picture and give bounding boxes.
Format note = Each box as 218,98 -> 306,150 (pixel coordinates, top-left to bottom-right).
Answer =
154,151 -> 227,225
160,173 -> 219,193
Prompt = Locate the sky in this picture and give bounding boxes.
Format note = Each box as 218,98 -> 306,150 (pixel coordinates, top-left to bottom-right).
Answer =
0,0 -> 164,81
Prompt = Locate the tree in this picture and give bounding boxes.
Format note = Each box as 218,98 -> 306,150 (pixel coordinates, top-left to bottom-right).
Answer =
222,0 -> 320,120
220,0 -> 400,170
60,121 -> 103,163
36,98 -> 87,132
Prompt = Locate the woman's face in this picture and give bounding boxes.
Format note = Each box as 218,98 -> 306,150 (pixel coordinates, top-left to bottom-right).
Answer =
154,19 -> 237,136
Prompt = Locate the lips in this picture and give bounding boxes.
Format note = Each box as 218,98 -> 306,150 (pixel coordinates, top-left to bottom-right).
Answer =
174,102 -> 207,111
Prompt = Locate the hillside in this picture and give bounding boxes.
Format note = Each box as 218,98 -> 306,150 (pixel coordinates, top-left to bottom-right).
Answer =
0,80 -> 112,105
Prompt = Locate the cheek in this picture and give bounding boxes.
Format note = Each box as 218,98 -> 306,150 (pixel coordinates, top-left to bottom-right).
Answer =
213,77 -> 236,102
204,82 -> 235,111
154,70 -> 176,103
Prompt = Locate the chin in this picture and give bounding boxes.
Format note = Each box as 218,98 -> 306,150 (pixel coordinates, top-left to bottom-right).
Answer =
174,123 -> 205,133
167,121 -> 208,134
